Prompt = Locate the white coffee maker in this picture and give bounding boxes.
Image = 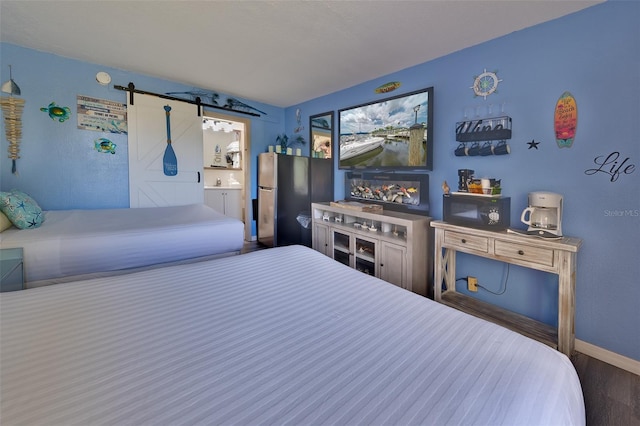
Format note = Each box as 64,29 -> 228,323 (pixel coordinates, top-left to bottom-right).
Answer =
520,192 -> 563,238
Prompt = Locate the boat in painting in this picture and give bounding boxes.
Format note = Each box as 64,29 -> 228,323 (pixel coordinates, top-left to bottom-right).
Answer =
340,136 -> 384,160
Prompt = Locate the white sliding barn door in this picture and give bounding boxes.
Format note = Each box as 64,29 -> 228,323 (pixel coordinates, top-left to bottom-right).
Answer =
128,93 -> 204,207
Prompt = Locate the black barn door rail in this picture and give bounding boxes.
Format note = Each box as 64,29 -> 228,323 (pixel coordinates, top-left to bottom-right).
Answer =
114,82 -> 261,117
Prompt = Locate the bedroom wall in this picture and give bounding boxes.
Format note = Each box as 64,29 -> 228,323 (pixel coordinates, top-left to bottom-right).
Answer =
284,1 -> 640,362
1,2 -> 637,363
0,43 -> 284,236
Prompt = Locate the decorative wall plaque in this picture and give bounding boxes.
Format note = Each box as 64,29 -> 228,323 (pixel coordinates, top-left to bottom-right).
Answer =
455,116 -> 512,142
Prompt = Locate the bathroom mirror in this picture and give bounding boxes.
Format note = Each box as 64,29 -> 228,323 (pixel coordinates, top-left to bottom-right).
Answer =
309,111 -> 333,159
203,118 -> 242,169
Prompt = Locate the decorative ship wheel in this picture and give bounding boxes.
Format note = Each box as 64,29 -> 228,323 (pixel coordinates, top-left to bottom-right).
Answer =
471,69 -> 502,99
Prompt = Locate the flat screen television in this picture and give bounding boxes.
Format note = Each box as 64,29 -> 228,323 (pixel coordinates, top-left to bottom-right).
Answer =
338,87 -> 434,170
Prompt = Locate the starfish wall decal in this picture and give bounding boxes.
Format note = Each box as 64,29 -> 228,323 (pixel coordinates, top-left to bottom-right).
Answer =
527,139 -> 540,149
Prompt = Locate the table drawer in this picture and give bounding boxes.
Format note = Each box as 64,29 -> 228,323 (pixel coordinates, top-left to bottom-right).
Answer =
494,240 -> 554,267
444,231 -> 489,253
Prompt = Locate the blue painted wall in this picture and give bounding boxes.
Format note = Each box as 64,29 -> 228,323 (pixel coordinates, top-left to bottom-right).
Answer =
285,1 -> 640,361
1,1 -> 638,361
0,44 -> 284,239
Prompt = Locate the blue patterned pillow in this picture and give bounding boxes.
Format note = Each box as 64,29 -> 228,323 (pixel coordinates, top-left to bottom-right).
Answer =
0,190 -> 45,229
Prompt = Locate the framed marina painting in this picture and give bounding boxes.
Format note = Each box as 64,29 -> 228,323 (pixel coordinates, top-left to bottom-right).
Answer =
338,87 -> 434,170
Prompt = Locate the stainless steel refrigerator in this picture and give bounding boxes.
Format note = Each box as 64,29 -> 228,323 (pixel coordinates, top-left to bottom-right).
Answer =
258,152 -> 333,247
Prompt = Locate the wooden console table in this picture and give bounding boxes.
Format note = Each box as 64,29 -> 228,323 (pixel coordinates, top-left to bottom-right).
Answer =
431,221 -> 582,356
312,202 -> 432,296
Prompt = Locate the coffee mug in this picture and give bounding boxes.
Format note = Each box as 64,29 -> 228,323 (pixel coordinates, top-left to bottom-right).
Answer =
468,142 -> 481,156
480,142 -> 494,156
481,178 -> 491,194
454,143 -> 468,157
494,140 -> 510,155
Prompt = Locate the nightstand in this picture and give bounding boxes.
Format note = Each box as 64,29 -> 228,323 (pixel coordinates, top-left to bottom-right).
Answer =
1,248 -> 24,292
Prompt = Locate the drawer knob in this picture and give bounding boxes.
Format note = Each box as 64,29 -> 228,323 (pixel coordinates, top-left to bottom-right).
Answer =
518,250 -> 525,255
461,238 -> 467,244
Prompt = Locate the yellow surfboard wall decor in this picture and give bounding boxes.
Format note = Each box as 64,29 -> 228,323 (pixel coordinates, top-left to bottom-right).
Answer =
375,81 -> 401,94
554,92 -> 577,148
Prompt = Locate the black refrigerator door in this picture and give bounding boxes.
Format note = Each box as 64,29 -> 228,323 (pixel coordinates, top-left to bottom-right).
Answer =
299,157 -> 334,247
276,155 -> 309,247
310,157 -> 334,202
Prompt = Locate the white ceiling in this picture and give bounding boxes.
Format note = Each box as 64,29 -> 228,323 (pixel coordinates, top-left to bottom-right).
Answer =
1,1 -> 603,108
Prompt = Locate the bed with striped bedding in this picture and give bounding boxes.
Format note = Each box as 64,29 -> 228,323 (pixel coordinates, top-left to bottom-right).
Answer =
0,203 -> 244,288
0,245 -> 584,425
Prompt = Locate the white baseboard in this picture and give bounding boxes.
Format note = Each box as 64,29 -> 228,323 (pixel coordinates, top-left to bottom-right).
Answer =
575,339 -> 640,376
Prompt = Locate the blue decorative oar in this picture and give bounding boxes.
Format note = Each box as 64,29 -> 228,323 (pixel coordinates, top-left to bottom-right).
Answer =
163,105 -> 177,176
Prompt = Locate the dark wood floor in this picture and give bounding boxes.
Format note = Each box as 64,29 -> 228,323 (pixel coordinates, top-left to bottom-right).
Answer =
240,240 -> 266,254
241,242 -> 639,425
571,352 -> 640,426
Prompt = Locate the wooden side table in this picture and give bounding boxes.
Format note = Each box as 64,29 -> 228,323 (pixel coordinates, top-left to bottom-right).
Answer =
1,247 -> 24,292
431,221 -> 582,356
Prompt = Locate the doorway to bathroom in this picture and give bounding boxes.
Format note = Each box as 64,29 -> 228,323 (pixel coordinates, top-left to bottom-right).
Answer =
202,112 -> 252,241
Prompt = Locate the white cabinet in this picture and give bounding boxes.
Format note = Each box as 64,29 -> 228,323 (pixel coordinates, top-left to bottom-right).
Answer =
379,242 -> 407,288
311,202 -> 432,297
205,188 -> 242,220
332,230 -> 379,277
312,222 -> 331,257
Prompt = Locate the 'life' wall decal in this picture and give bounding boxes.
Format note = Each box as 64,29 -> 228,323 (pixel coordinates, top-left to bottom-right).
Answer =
585,151 -> 635,182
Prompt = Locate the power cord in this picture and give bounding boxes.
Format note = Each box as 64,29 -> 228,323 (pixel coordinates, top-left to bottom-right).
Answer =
455,263 -> 510,295
478,263 -> 509,295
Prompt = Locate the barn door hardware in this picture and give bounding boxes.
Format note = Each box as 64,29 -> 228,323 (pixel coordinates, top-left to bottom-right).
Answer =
115,82 -> 261,117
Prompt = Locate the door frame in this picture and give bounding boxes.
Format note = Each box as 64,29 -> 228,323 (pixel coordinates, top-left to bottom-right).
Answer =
202,111 -> 252,242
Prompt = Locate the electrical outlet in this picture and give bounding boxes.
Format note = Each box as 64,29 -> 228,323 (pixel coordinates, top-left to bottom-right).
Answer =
467,276 -> 478,292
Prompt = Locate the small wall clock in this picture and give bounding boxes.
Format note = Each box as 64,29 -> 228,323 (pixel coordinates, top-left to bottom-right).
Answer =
471,69 -> 502,99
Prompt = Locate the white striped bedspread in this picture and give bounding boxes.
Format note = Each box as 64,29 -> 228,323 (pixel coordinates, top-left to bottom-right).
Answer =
0,203 -> 244,287
0,245 -> 585,425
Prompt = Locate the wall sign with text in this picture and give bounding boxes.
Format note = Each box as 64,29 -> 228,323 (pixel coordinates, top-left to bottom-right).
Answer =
455,116 -> 512,142
77,95 -> 127,134
554,92 -> 577,148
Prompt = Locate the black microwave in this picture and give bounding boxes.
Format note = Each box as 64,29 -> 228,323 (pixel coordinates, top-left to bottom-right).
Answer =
443,194 -> 511,230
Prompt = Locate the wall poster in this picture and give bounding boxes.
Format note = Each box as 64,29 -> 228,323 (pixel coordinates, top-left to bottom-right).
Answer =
77,95 -> 127,134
